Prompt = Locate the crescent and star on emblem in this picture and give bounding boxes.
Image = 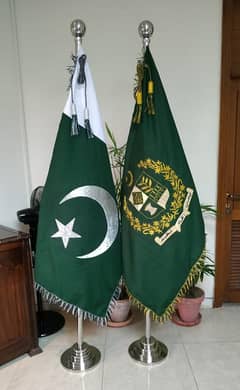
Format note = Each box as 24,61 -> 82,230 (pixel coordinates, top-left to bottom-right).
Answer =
50,185 -> 119,259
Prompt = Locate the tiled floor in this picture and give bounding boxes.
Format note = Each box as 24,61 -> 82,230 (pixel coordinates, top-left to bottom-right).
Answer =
1,305 -> 240,390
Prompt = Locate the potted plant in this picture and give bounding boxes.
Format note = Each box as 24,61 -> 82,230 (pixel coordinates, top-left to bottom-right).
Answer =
105,124 -> 133,327
172,205 -> 216,326
108,280 -> 132,327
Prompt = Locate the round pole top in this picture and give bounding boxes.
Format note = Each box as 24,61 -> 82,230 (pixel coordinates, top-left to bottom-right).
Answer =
138,20 -> 154,49
71,19 -> 86,39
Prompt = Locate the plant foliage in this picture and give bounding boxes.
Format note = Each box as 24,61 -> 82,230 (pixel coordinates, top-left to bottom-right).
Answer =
105,123 -> 126,211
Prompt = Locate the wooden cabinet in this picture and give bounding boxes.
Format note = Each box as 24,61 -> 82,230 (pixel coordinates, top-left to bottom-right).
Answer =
0,225 -> 41,365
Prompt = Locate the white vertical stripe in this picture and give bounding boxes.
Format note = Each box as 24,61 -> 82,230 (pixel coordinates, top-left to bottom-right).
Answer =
64,46 -> 106,143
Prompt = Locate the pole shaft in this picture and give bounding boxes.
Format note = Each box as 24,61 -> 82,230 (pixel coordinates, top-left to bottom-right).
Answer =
74,37 -> 82,56
145,310 -> 151,341
71,19 -> 86,56
77,310 -> 83,349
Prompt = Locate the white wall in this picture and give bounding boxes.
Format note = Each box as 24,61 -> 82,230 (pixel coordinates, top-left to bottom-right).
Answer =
2,0 -> 222,300
0,1 -> 30,229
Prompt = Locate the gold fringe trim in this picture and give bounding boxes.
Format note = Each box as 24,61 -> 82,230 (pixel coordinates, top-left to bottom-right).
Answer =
125,250 -> 205,323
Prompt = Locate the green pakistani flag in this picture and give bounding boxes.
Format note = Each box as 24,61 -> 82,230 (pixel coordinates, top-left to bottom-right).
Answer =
35,47 -> 122,324
122,47 -> 205,322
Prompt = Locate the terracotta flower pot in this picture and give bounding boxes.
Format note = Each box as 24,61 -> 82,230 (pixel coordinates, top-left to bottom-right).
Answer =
175,287 -> 205,325
110,299 -> 131,322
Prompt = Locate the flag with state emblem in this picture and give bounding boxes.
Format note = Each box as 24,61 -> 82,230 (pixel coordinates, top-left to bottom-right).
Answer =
121,47 -> 205,322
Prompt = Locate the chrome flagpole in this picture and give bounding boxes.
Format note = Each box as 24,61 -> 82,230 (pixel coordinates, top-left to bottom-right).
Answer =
71,19 -> 86,55
128,22 -> 168,365
60,20 -> 101,372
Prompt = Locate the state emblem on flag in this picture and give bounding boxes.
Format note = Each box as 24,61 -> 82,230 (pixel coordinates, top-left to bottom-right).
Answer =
124,158 -> 194,246
129,172 -> 169,218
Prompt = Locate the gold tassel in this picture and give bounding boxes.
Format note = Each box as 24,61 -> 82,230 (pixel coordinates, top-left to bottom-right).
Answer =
133,61 -> 144,124
133,90 -> 143,124
146,80 -> 155,115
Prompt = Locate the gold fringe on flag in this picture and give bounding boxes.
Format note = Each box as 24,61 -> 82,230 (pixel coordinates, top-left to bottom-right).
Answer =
125,251 -> 205,323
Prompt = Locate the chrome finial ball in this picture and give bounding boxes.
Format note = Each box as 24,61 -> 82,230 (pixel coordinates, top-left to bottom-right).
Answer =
138,20 -> 154,40
71,19 -> 86,38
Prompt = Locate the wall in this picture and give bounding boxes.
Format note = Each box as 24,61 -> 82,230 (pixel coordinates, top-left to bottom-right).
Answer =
0,1 -> 30,229
2,0 -> 222,301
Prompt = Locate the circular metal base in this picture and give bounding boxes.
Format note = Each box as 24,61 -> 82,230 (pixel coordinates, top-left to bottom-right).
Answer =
61,342 -> 101,372
128,336 -> 168,365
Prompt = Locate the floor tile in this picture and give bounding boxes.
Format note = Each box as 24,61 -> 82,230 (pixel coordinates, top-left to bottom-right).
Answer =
2,305 -> 240,390
143,344 -> 198,390
176,306 -> 240,344
104,359 -> 147,390
103,342 -> 197,390
103,340 -> 148,390
0,355 -> 26,390
185,342 -> 240,390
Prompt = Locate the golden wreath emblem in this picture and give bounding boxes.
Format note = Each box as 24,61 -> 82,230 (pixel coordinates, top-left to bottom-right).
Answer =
123,159 -> 194,246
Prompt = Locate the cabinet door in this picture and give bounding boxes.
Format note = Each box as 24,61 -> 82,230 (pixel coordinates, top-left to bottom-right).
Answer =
0,241 -> 33,362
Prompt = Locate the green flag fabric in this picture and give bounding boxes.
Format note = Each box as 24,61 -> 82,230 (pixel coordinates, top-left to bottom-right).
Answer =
121,47 -> 205,322
35,47 -> 122,325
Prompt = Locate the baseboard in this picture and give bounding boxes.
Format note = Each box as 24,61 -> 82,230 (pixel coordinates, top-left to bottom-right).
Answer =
202,297 -> 213,308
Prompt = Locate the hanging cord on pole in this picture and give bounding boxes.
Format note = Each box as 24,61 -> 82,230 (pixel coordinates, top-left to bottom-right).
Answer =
69,20 -> 85,136
133,20 -> 155,125
69,19 -> 93,138
77,54 -> 93,138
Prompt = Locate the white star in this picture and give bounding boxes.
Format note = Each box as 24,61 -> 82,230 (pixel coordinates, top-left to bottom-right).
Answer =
51,218 -> 81,248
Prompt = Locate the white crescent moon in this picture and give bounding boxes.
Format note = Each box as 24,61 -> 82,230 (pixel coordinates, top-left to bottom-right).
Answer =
60,186 -> 119,259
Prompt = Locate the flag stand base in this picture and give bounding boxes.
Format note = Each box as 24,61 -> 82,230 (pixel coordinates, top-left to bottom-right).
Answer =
128,311 -> 168,365
128,336 -> 168,365
61,342 -> 101,372
60,310 -> 101,372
